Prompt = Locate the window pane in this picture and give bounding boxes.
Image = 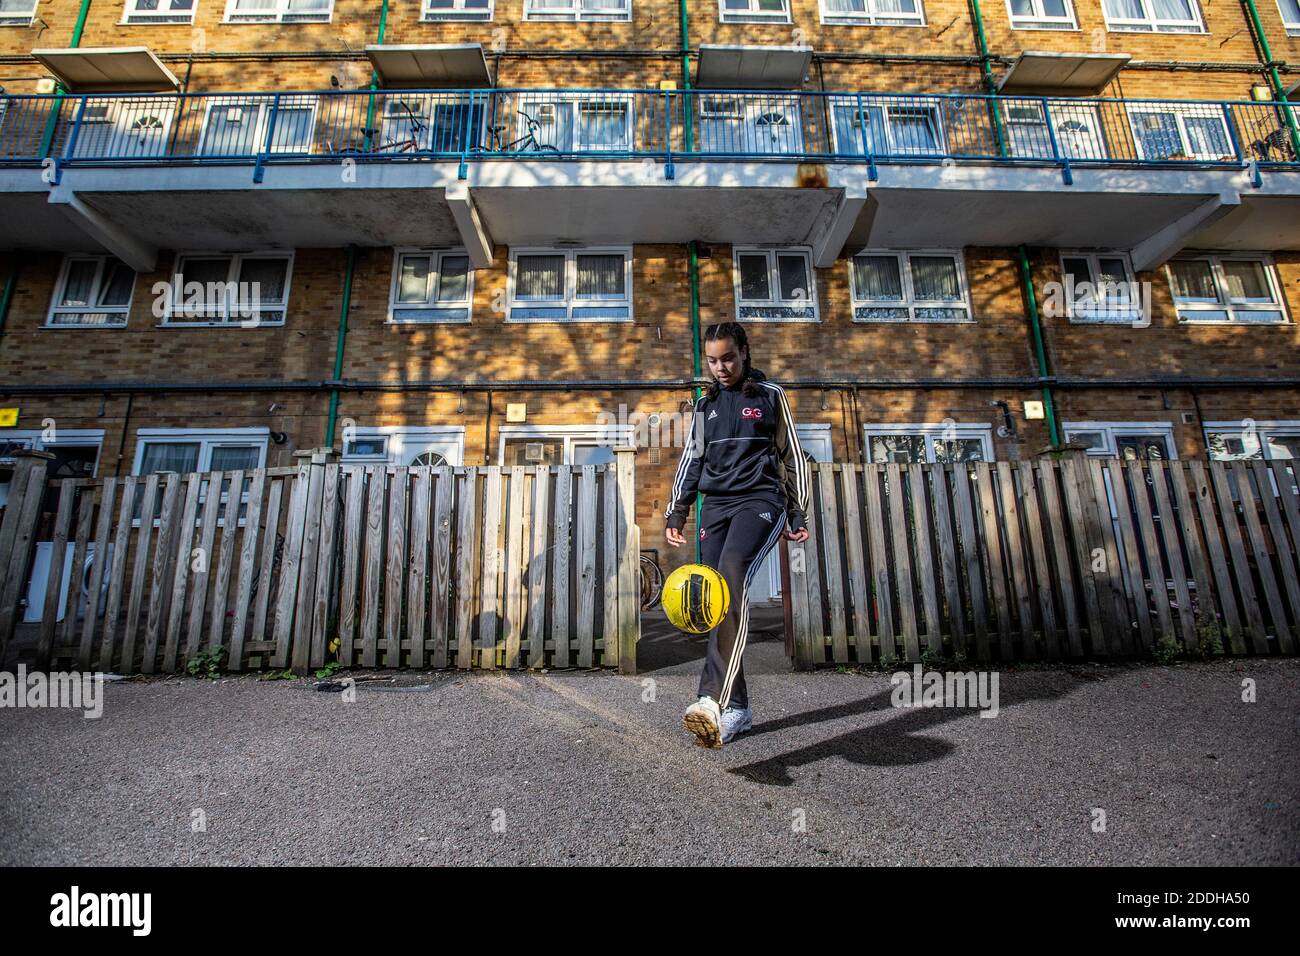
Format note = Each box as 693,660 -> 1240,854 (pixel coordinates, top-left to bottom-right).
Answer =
852,256 -> 904,300
1183,115 -> 1229,156
437,255 -> 470,302
575,254 -> 624,299
238,258 -> 288,302
59,260 -> 98,307
517,255 -> 565,299
738,254 -> 770,301
1042,0 -> 1068,14
1168,260 -> 1218,300
141,442 -> 200,475
345,437 -> 388,458
935,438 -> 985,463
1206,431 -> 1262,461
398,255 -> 432,303
870,434 -> 926,463
98,260 -> 135,307
1267,435 -> 1299,460
176,257 -> 231,315
1220,260 -> 1271,301
573,444 -> 616,465
1116,435 -> 1170,460
910,256 -> 961,301
1068,431 -> 1107,453
776,254 -> 809,302
209,445 -> 261,471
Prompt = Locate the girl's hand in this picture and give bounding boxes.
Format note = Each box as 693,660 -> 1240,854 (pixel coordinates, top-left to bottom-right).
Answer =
665,526 -> 686,548
784,527 -> 809,543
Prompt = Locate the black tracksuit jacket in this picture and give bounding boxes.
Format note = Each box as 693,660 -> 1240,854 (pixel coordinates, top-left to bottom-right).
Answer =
664,372 -> 810,533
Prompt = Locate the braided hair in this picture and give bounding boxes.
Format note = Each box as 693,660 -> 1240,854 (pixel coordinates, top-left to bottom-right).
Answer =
702,321 -> 767,401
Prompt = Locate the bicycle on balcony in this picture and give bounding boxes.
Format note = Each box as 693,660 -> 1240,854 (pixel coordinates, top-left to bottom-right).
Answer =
1248,126 -> 1299,164
323,101 -> 429,157
470,110 -> 560,154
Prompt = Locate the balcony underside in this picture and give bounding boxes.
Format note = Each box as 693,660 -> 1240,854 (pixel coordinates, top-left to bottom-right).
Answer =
1,161 -> 1298,271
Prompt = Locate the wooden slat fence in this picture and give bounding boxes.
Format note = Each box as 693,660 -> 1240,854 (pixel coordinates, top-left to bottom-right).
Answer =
785,454 -> 1300,665
0,448 -> 640,674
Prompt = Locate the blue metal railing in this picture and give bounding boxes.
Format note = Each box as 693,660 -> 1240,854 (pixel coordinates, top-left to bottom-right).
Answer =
1,87 -> 1297,183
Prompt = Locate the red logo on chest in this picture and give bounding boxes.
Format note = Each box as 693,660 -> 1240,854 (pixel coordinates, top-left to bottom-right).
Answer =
741,407 -> 763,419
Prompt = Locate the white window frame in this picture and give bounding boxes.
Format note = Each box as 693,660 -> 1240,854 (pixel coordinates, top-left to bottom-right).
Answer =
862,423 -> 994,463
197,95 -> 318,157
828,95 -> 946,157
132,427 -> 270,476
507,247 -> 633,323
699,93 -> 805,156
731,247 -> 819,322
422,0 -> 494,20
515,93 -> 636,152
1280,0 -> 1300,36
1058,251 -> 1141,324
1166,253 -> 1289,325
1100,0 -> 1205,32
122,0 -> 198,24
496,424 -> 635,467
341,426 -> 466,466
818,0 -> 926,25
223,0 -> 333,23
849,249 -> 972,323
719,0 -> 792,22
1004,0 -> 1077,29
131,427 -> 269,526
164,251 -> 294,327
523,0 -> 631,20
1063,421 -> 1178,459
1002,99 -> 1108,160
387,248 -> 474,324
1204,420 -> 1300,462
0,429 -> 105,509
1127,103 -> 1233,161
0,0 -> 38,26
45,254 -> 137,329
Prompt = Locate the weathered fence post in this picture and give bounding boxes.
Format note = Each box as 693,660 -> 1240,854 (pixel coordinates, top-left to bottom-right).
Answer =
0,451 -> 54,666
614,446 -> 639,674
291,447 -> 336,675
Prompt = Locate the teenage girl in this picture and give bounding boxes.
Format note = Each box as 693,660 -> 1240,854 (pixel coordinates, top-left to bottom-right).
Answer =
664,321 -> 811,748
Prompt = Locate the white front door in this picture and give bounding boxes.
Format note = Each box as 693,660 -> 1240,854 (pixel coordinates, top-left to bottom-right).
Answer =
755,424 -> 832,604
72,97 -> 176,159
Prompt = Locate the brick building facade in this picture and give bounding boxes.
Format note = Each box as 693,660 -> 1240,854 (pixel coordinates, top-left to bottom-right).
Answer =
0,0 -> 1297,592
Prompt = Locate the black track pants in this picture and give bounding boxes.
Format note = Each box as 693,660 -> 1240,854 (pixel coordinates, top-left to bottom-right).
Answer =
695,496 -> 787,711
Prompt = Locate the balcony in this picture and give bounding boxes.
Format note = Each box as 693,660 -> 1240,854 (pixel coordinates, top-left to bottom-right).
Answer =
2,88 -> 1298,270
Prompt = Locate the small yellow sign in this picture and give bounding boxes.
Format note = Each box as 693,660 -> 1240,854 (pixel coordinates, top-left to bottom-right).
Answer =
1023,401 -> 1045,421
506,403 -> 527,423
0,407 -> 19,427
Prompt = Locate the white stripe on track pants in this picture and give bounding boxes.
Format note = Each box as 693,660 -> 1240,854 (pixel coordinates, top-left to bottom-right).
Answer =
695,496 -> 787,711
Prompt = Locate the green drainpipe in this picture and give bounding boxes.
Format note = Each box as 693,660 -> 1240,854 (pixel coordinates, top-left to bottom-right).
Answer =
324,245 -> 357,449
967,0 -> 1007,158
968,2 -> 1051,447
37,0 -> 93,161
1017,246 -> 1061,448
1240,0 -> 1300,159
362,0 -> 391,151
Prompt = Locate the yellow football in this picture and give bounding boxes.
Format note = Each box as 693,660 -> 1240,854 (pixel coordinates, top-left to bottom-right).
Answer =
662,562 -> 730,634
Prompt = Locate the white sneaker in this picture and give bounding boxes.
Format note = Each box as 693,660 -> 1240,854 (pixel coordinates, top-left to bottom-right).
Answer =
720,705 -> 753,743
683,695 -> 722,749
